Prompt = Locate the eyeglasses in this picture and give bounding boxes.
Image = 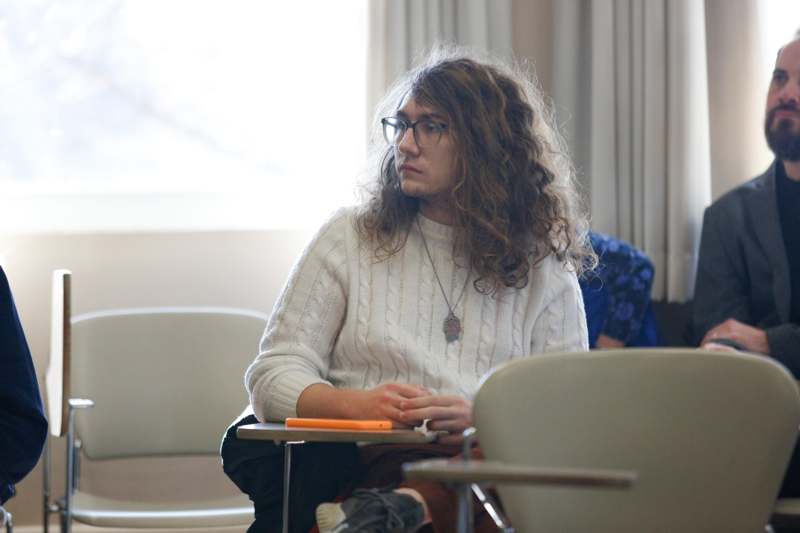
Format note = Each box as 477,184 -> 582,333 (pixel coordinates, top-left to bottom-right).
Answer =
381,116 -> 449,148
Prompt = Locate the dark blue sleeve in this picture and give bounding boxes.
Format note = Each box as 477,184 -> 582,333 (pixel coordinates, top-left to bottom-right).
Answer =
0,266 -> 48,503
579,265 -> 609,349
584,232 -> 656,345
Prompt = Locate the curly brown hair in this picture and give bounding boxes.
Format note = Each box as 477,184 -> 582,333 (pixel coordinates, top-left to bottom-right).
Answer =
356,48 -> 594,295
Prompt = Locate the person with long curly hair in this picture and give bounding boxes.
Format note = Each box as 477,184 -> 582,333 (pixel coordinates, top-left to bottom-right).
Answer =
221,48 -> 594,533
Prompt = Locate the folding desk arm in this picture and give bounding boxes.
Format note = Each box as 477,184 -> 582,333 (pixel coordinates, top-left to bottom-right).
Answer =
404,456 -> 635,533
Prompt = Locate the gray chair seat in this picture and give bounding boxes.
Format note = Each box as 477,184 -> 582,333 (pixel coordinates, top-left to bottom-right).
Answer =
71,492 -> 253,528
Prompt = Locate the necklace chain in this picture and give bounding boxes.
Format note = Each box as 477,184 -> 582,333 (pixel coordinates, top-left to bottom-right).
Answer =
416,218 -> 471,342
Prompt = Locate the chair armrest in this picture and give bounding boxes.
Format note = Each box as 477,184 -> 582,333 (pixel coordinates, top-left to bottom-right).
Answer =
403,458 -> 636,488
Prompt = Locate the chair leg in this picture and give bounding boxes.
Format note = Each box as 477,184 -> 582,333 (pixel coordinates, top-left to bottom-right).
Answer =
471,484 -> 513,532
72,440 -> 83,492
64,405 -> 77,533
457,428 -> 478,533
1,506 -> 12,533
59,505 -> 67,533
43,434 -> 51,533
63,399 -> 93,533
282,441 -> 296,533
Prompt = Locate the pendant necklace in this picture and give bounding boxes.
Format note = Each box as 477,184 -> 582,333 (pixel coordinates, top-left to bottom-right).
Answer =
416,218 -> 472,344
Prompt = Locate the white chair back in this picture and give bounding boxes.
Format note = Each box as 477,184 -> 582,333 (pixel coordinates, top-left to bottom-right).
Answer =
46,269 -> 71,437
474,348 -> 800,533
70,307 -> 266,459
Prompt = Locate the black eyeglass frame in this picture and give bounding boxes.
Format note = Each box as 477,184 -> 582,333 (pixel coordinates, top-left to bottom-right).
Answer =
380,116 -> 449,148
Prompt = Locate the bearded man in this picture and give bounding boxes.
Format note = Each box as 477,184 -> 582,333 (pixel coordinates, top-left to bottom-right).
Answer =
691,33 -> 800,496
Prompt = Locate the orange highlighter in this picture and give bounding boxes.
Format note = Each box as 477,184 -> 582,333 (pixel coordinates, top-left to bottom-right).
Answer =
285,418 -> 393,430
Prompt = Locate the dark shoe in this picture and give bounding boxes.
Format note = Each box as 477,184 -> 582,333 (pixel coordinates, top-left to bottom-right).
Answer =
316,487 -> 424,533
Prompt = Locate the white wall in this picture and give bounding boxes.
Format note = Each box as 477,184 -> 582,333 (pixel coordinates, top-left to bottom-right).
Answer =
1,228 -> 313,526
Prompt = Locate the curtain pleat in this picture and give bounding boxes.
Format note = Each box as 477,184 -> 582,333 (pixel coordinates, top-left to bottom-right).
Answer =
367,0 -> 512,115
553,0 -> 710,301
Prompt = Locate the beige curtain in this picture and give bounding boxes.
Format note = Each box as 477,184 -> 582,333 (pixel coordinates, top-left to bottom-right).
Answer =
367,0 -> 513,117
705,0 -> 772,200
552,0 -> 712,302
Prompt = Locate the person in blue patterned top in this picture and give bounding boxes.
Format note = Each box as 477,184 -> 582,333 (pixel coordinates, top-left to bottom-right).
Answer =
580,232 -> 660,348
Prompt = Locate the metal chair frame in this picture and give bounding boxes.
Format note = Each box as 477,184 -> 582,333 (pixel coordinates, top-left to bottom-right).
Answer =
42,269 -> 262,532
1,505 -> 12,533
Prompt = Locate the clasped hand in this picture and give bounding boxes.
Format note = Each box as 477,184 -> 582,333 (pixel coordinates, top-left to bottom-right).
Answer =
700,318 -> 770,354
399,393 -> 473,445
354,382 -> 473,445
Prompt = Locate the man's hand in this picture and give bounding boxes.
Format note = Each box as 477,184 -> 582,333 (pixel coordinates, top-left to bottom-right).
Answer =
399,394 -> 473,445
701,318 -> 770,354
701,342 -> 740,353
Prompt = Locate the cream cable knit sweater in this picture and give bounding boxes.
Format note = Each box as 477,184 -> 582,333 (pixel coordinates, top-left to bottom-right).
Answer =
246,207 -> 588,422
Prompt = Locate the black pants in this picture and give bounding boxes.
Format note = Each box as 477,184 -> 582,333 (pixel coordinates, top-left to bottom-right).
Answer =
781,440 -> 800,498
221,414 -> 361,533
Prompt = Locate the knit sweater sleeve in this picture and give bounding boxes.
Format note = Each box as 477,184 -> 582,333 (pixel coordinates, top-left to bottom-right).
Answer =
530,256 -> 589,354
245,210 -> 351,422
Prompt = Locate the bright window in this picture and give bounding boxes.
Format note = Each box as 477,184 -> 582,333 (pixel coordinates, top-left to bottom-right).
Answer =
0,1 -> 367,232
759,2 -> 800,95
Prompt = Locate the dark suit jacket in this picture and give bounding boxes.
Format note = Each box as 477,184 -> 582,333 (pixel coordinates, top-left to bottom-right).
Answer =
692,160 -> 800,375
0,266 -> 47,503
